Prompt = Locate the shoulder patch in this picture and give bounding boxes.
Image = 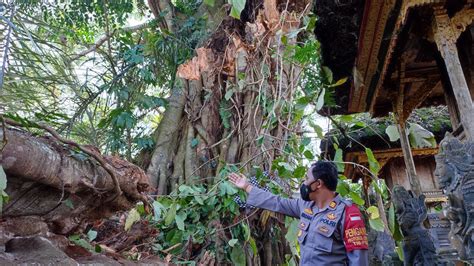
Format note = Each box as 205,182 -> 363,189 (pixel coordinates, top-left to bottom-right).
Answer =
343,205 -> 368,252
341,198 -> 353,206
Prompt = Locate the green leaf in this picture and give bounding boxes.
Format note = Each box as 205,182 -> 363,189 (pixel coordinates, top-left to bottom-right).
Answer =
152,201 -> 164,221
175,213 -> 186,231
0,165 -> 9,213
388,203 -> 403,241
366,206 -> 380,220
242,223 -> 250,241
191,138 -> 199,148
285,219 -> 299,244
388,202 -> 396,234
95,244 -> 102,253
125,208 -> 141,231
301,137 -> 311,146
329,77 -> 348,87
308,121 -> 324,138
220,101 -> 232,129
303,150 -> 314,160
315,88 -> 325,111
349,191 -> 365,206
322,66 -> 333,83
228,238 -> 238,247
333,148 -> 344,172
64,199 -> 74,209
165,203 -> 177,226
385,125 -> 400,142
225,89 -> 234,101
249,237 -> 258,256
256,135 -> 264,146
408,123 -> 436,148
365,148 -> 380,175
369,218 -> 385,232
69,235 -> 94,251
353,121 -> 366,128
219,181 -> 238,196
336,181 -> 350,196
229,0 -> 246,19
395,241 -> 404,261
194,195 -> 204,205
230,244 -> 246,266
204,0 -> 215,7
0,165 -> 7,190
293,166 -> 306,179
371,180 -> 383,196
136,203 -> 145,215
340,115 -> 353,123
87,230 -> 97,241
304,16 -> 317,32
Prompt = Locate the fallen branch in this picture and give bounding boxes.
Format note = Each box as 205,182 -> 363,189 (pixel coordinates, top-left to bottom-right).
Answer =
3,118 -> 122,200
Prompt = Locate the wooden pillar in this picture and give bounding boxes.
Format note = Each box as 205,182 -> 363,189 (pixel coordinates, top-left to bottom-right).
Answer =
394,60 -> 423,196
433,9 -> 474,141
397,122 -> 422,196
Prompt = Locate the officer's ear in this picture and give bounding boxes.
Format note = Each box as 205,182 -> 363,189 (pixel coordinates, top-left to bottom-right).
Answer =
311,179 -> 322,190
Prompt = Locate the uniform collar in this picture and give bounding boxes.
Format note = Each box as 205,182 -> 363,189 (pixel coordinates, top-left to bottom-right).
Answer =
313,193 -> 341,213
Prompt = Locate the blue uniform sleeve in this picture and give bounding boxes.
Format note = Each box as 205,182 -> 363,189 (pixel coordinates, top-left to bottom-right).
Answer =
347,249 -> 369,266
246,186 -> 301,218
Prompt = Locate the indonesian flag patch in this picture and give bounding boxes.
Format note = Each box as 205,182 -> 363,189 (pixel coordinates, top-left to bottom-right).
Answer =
349,214 -> 362,221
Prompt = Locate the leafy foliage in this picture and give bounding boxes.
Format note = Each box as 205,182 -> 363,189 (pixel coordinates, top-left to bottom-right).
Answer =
385,123 -> 437,148
0,165 -> 8,213
0,1 -> 416,264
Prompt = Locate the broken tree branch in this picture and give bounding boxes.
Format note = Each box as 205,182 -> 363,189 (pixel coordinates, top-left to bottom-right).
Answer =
3,118 -> 122,200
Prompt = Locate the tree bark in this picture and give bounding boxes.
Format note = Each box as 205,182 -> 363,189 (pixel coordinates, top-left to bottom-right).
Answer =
0,128 -> 150,233
146,0 -> 310,192
145,0 -> 312,264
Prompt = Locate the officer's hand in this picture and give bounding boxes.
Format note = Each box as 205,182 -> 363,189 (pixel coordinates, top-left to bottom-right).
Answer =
228,173 -> 250,191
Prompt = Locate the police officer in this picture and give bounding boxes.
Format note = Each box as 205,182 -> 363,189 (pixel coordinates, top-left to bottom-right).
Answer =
228,161 -> 369,266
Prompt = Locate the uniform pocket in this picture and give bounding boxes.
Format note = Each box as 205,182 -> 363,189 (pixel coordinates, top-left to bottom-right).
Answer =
309,225 -> 335,252
297,220 -> 310,244
313,233 -> 333,252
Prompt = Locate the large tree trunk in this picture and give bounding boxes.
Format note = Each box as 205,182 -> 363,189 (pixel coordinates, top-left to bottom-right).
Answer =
145,0 -> 312,263
0,128 -> 150,234
147,0 -> 310,191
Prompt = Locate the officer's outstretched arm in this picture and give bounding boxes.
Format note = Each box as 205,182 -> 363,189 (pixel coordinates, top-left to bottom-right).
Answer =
228,173 -> 300,218
343,204 -> 369,266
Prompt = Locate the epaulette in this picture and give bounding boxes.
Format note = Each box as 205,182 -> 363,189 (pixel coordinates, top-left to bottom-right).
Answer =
340,198 -> 353,207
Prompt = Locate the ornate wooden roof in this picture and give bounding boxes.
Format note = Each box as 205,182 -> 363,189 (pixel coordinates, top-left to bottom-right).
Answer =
316,0 -> 473,117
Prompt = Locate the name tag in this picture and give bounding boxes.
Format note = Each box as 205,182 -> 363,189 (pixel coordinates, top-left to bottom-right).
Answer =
320,218 -> 337,227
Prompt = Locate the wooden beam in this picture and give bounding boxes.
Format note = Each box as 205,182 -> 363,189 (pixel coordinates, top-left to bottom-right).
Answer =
433,8 -> 474,141
402,80 -> 441,121
349,147 -> 439,163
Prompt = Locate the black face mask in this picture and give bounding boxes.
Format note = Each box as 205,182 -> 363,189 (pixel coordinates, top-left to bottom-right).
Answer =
300,182 -> 316,201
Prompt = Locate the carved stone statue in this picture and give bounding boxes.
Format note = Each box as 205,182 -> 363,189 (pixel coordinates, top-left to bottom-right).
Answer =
392,185 -> 437,265
435,134 -> 474,261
